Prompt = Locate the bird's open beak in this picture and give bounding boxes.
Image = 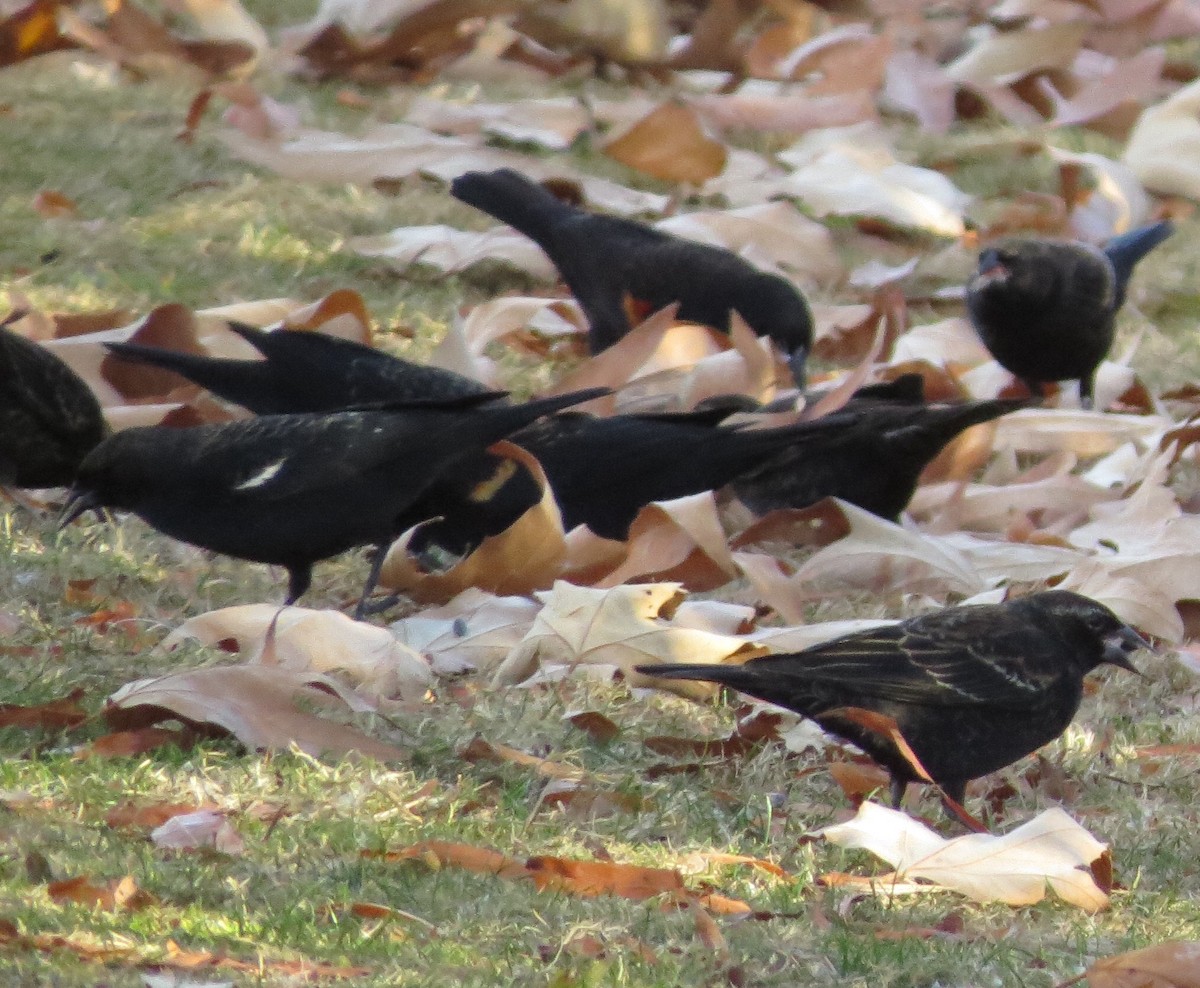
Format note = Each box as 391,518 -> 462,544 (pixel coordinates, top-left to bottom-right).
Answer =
1102,624 -> 1151,674
59,489 -> 100,529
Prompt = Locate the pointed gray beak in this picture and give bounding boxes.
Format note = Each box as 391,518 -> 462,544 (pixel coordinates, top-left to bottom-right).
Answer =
1102,624 -> 1151,674
59,489 -> 100,529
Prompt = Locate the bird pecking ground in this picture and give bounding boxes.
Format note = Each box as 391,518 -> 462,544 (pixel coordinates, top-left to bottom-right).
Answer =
2,2 -> 1200,986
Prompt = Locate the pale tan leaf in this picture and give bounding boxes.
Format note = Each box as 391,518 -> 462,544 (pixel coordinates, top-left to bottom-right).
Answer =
150,810 -> 246,855
945,22 -> 1088,87
1123,75 -> 1200,198
351,225 -> 558,279
106,666 -> 407,762
775,122 -> 968,236
493,582 -> 765,694
389,589 -> 541,676
160,605 -> 432,700
819,803 -> 1110,910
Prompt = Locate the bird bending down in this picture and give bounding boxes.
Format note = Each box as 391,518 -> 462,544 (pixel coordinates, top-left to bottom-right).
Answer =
966,220 -> 1172,409
637,591 -> 1146,807
450,167 -> 813,386
61,388 -> 606,619
0,322 -> 107,490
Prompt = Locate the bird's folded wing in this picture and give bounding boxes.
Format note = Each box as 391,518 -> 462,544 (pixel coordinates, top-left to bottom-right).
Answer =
776,624 -> 1063,709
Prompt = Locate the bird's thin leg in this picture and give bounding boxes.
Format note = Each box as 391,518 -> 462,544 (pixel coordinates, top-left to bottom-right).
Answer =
1078,376 -> 1095,411
1021,379 -> 1047,403
353,544 -> 399,621
285,565 -> 312,606
889,777 -> 907,809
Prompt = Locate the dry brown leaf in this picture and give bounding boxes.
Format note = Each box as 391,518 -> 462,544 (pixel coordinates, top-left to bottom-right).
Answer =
380,442 -> 566,602
105,666 -> 407,762
47,875 -> 154,912
1085,940 -> 1200,987
0,0 -> 76,66
459,735 -> 583,780
79,727 -> 185,759
106,801 -> 210,830
819,803 -> 1109,910
0,689 -> 87,730
604,102 -> 727,185
493,581 -> 765,693
590,493 -> 736,592
1124,75 -> 1200,197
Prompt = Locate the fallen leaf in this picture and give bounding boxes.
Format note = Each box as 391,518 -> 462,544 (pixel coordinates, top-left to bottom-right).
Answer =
0,689 -> 88,730
151,809 -> 246,855
47,874 -> 155,911
492,581 -> 765,694
819,803 -> 1110,910
105,666 -> 407,762
1085,940 -> 1200,988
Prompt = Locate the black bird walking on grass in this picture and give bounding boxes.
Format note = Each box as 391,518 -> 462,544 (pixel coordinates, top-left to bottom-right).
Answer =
0,321 -> 107,489
637,591 -> 1146,807
730,381 -> 1029,521
450,167 -> 813,385
966,220 -> 1173,409
61,388 -> 606,619
104,322 -> 494,413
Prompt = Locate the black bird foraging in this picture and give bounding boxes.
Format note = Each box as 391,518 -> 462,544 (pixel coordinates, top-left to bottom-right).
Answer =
637,591 -> 1146,807
104,322 -> 493,413
966,220 -> 1173,409
61,388 -> 606,619
0,321 -> 107,489
450,167 -> 813,385
731,383 -> 1029,521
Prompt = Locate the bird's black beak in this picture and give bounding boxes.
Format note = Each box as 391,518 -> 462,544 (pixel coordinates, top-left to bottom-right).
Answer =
787,345 -> 809,391
59,489 -> 100,529
1102,624 -> 1151,674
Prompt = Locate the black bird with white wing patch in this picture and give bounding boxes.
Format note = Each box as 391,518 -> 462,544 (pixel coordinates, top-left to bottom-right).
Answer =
62,388 -> 605,618
637,591 -> 1146,807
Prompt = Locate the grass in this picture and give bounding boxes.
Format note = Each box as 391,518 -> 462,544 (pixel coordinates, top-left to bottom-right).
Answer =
2,1 -> 1200,984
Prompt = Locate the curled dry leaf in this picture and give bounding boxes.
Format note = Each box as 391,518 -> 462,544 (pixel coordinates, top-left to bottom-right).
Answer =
106,666 -> 407,762
352,224 -> 558,279
47,875 -> 155,912
161,604 -> 432,700
774,122 -> 969,237
492,581 -> 765,695
819,803 -> 1110,910
1085,941 -> 1200,988
604,101 -> 727,186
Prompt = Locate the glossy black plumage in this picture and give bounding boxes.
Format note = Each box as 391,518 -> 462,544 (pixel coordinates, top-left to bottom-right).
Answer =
0,324 -> 107,488
506,408 -> 837,541
62,389 -> 604,618
731,386 -> 1028,521
637,591 -> 1146,806
966,221 -> 1172,409
450,168 -> 813,383
103,322 -> 492,413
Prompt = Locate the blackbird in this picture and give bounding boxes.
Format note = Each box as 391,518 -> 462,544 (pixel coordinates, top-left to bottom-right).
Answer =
637,591 -> 1146,807
61,388 -> 605,618
966,220 -> 1173,409
104,322 -> 493,413
450,168 -> 813,384
0,323 -> 107,488
496,407 -> 851,541
731,388 -> 1029,521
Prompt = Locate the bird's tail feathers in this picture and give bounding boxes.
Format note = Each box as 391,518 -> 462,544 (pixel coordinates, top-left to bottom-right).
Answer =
635,662 -> 752,688
1104,219 -> 1173,288
450,168 -> 577,240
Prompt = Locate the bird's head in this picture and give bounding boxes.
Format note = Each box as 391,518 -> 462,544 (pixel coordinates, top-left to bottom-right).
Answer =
60,432 -> 152,526
1027,589 -> 1150,674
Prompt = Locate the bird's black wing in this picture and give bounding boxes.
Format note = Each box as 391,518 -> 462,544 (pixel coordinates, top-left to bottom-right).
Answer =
767,609 -> 1068,710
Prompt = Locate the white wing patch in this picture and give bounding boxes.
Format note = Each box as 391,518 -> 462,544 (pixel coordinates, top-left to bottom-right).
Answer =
235,459 -> 286,491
